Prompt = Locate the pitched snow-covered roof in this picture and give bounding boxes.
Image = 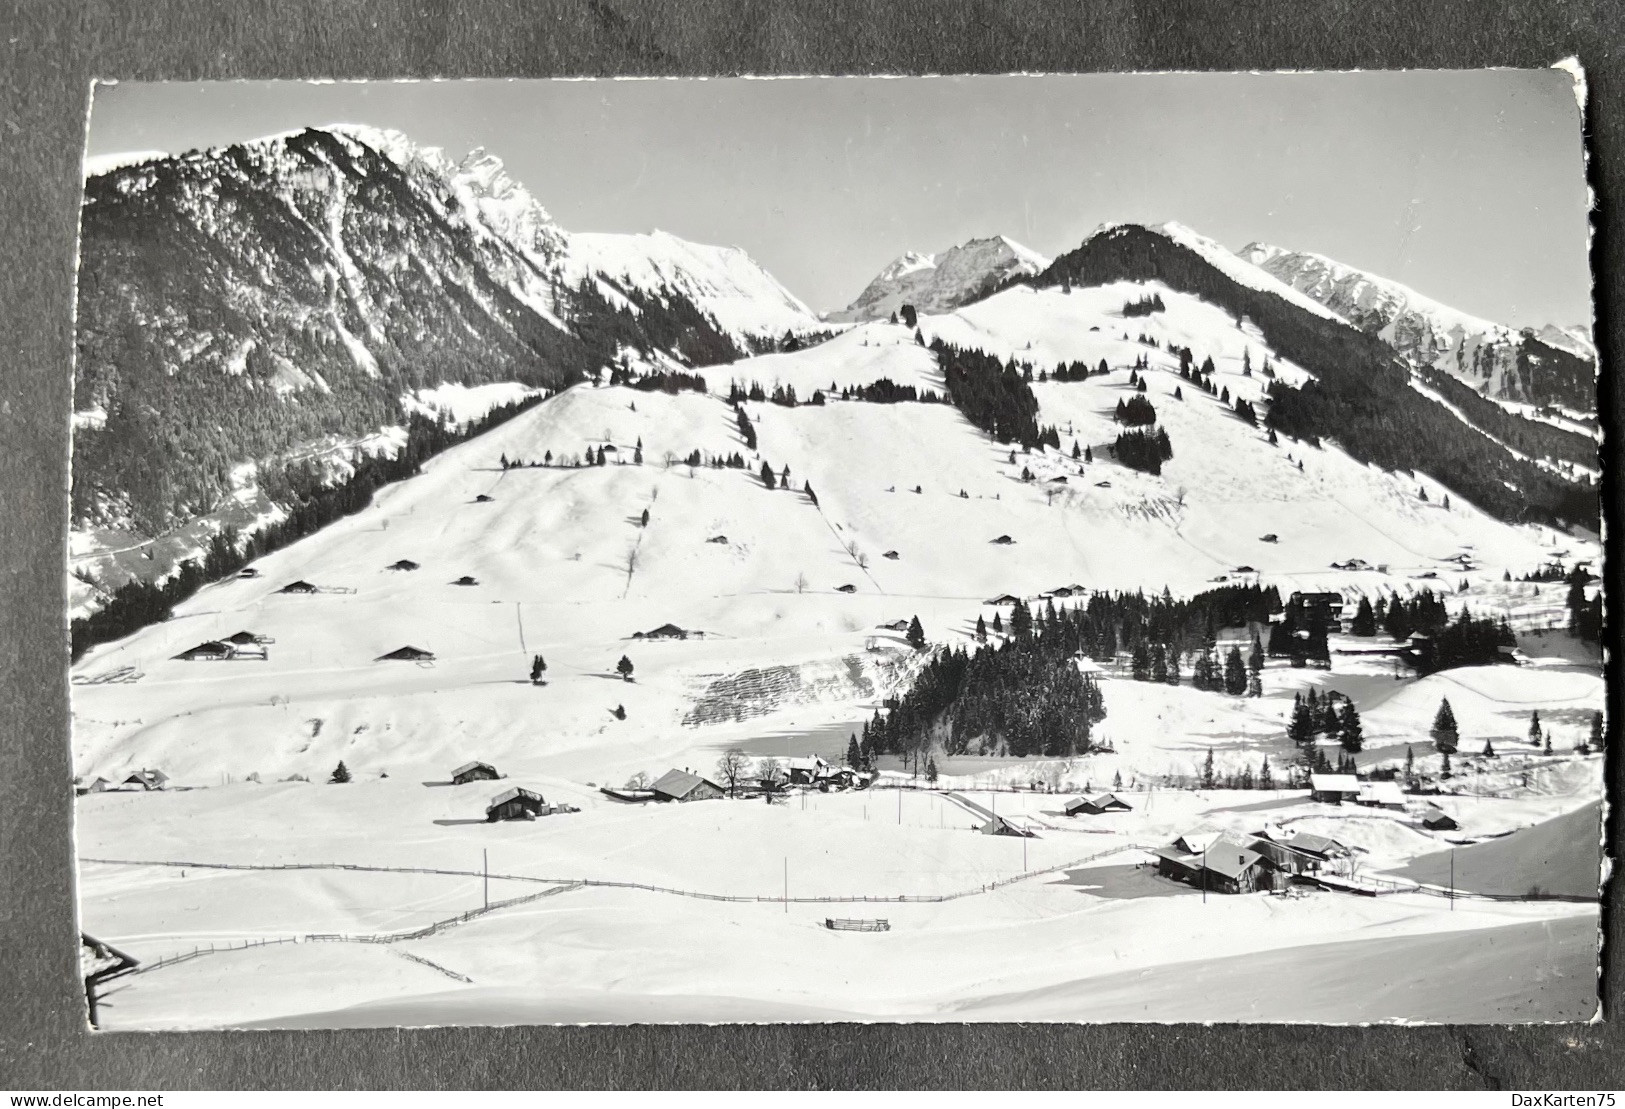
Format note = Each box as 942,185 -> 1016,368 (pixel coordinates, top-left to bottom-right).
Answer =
651,768 -> 720,799
452,761 -> 496,778
787,756 -> 828,772
1310,773 -> 1361,794
1200,843 -> 1265,880
1358,780 -> 1406,806
487,786 -> 542,810
1279,832 -> 1349,858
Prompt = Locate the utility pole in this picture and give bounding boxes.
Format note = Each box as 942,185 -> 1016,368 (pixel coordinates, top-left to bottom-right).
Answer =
1202,843 -> 1208,904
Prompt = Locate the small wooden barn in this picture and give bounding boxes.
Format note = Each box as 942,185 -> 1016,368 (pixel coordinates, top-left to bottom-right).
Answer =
277,580 -> 320,594
882,550 -> 900,560
636,623 -> 689,640
990,535 -> 1016,545
981,813 -> 1037,838
77,776 -> 113,795
1251,830 -> 1349,875
985,593 -> 1022,606
486,786 -> 546,822
376,645 -> 436,663
173,640 -> 235,662
1420,804 -> 1459,831
451,761 -> 499,785
1309,773 -> 1362,805
1065,792 -> 1132,816
473,494 -> 494,503
451,575 -> 479,587
387,559 -> 420,572
836,584 -> 857,593
650,768 -> 724,802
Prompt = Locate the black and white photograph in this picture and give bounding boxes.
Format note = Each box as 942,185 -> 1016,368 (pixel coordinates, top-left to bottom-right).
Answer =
67,69 -> 1604,1030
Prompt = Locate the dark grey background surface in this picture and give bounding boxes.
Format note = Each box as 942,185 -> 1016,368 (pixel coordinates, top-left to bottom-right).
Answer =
1,0 -> 1619,1090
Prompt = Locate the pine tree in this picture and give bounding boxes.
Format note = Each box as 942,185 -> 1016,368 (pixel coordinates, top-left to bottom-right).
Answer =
1287,695 -> 1315,746
1113,769 -> 1123,789
992,612 -> 1004,635
1404,744 -> 1416,785
1528,709 -> 1543,747
1482,738 -> 1496,758
907,616 -> 927,650
1010,601 -> 1032,639
329,760 -> 351,784
634,444 -> 643,464
1149,643 -> 1169,683
1165,648 -> 1182,686
1350,596 -> 1376,636
1430,697 -> 1459,753
975,614 -> 988,641
640,507 -> 650,527
1201,747 -> 1216,789
617,654 -> 635,682
1131,641 -> 1151,682
759,462 -> 776,490
1223,645 -> 1247,695
1072,441 -> 1082,460
846,734 -> 862,769
612,704 -> 626,720
1337,701 -> 1364,753
1084,446 -> 1093,463
529,653 -> 547,684
925,756 -> 939,784
1259,756 -> 1274,791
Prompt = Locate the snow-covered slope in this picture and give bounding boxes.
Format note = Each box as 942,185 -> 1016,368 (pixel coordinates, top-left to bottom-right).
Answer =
565,230 -> 821,345
1239,242 -> 1596,412
73,279 -> 1585,788
828,235 -> 1049,322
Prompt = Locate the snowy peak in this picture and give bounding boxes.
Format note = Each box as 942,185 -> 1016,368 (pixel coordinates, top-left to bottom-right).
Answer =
1238,242 -> 1596,412
828,235 -> 1050,322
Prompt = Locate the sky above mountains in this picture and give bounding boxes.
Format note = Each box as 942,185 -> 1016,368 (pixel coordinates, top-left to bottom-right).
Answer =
86,70 -> 1591,328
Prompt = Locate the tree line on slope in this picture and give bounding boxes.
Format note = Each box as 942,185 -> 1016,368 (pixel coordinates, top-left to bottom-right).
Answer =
1027,224 -> 1597,529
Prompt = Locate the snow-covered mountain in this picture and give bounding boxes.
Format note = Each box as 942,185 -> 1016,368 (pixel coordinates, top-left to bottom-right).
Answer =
1238,243 -> 1595,413
73,126 -> 821,570
827,235 -> 1049,322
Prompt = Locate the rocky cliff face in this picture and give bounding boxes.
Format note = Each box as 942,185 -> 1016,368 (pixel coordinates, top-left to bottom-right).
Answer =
1239,243 -> 1595,413
73,126 -> 815,535
828,235 -> 1049,323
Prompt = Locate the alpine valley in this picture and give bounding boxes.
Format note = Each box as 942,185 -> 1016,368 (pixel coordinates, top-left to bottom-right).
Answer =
71,125 -> 1605,1028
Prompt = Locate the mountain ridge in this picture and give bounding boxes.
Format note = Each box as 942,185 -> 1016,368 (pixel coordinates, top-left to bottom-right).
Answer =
827,234 -> 1050,323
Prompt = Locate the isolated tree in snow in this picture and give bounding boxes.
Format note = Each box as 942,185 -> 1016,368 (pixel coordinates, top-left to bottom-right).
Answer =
1174,385 -> 1183,400
1258,756 -> 1274,791
1337,701 -> 1364,753
1544,731 -> 1553,755
1528,709 -> 1543,747
640,507 -> 650,527
759,462 -> 776,490
616,654 -> 635,682
1430,697 -> 1459,754
992,612 -> 1004,635
906,616 -> 927,650
1267,428 -> 1278,446
900,305 -> 918,329
889,310 -> 899,324
1201,748 -> 1216,790
715,747 -> 749,796
1072,441 -> 1082,460
925,756 -> 939,784
329,760 -> 351,784
529,654 -> 547,685
1404,744 -> 1416,785
1136,377 -> 1147,393
1482,738 -> 1496,758
846,734 -> 862,769
1084,446 -> 1093,463
634,444 -> 643,465
612,704 -> 626,720
975,615 -> 988,642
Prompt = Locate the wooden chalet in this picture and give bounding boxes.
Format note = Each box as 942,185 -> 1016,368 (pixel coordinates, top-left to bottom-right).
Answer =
706,535 -> 729,544
451,575 -> 479,586
1357,780 -> 1407,810
650,768 -> 724,803
990,535 -> 1016,545
1065,792 -> 1132,816
451,761 -> 499,785
77,776 -> 113,795
387,559 -> 420,572
1250,830 -> 1350,875
786,756 -> 830,785
1309,773 -> 1361,804
877,619 -> 911,632
1420,804 -> 1459,831
473,494 -> 494,503
1150,833 -> 1274,894
376,645 -> 436,663
985,593 -> 1022,606
486,786 -> 546,822
882,550 -> 900,560
122,769 -> 168,791
635,623 -> 689,640
277,580 -> 320,594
